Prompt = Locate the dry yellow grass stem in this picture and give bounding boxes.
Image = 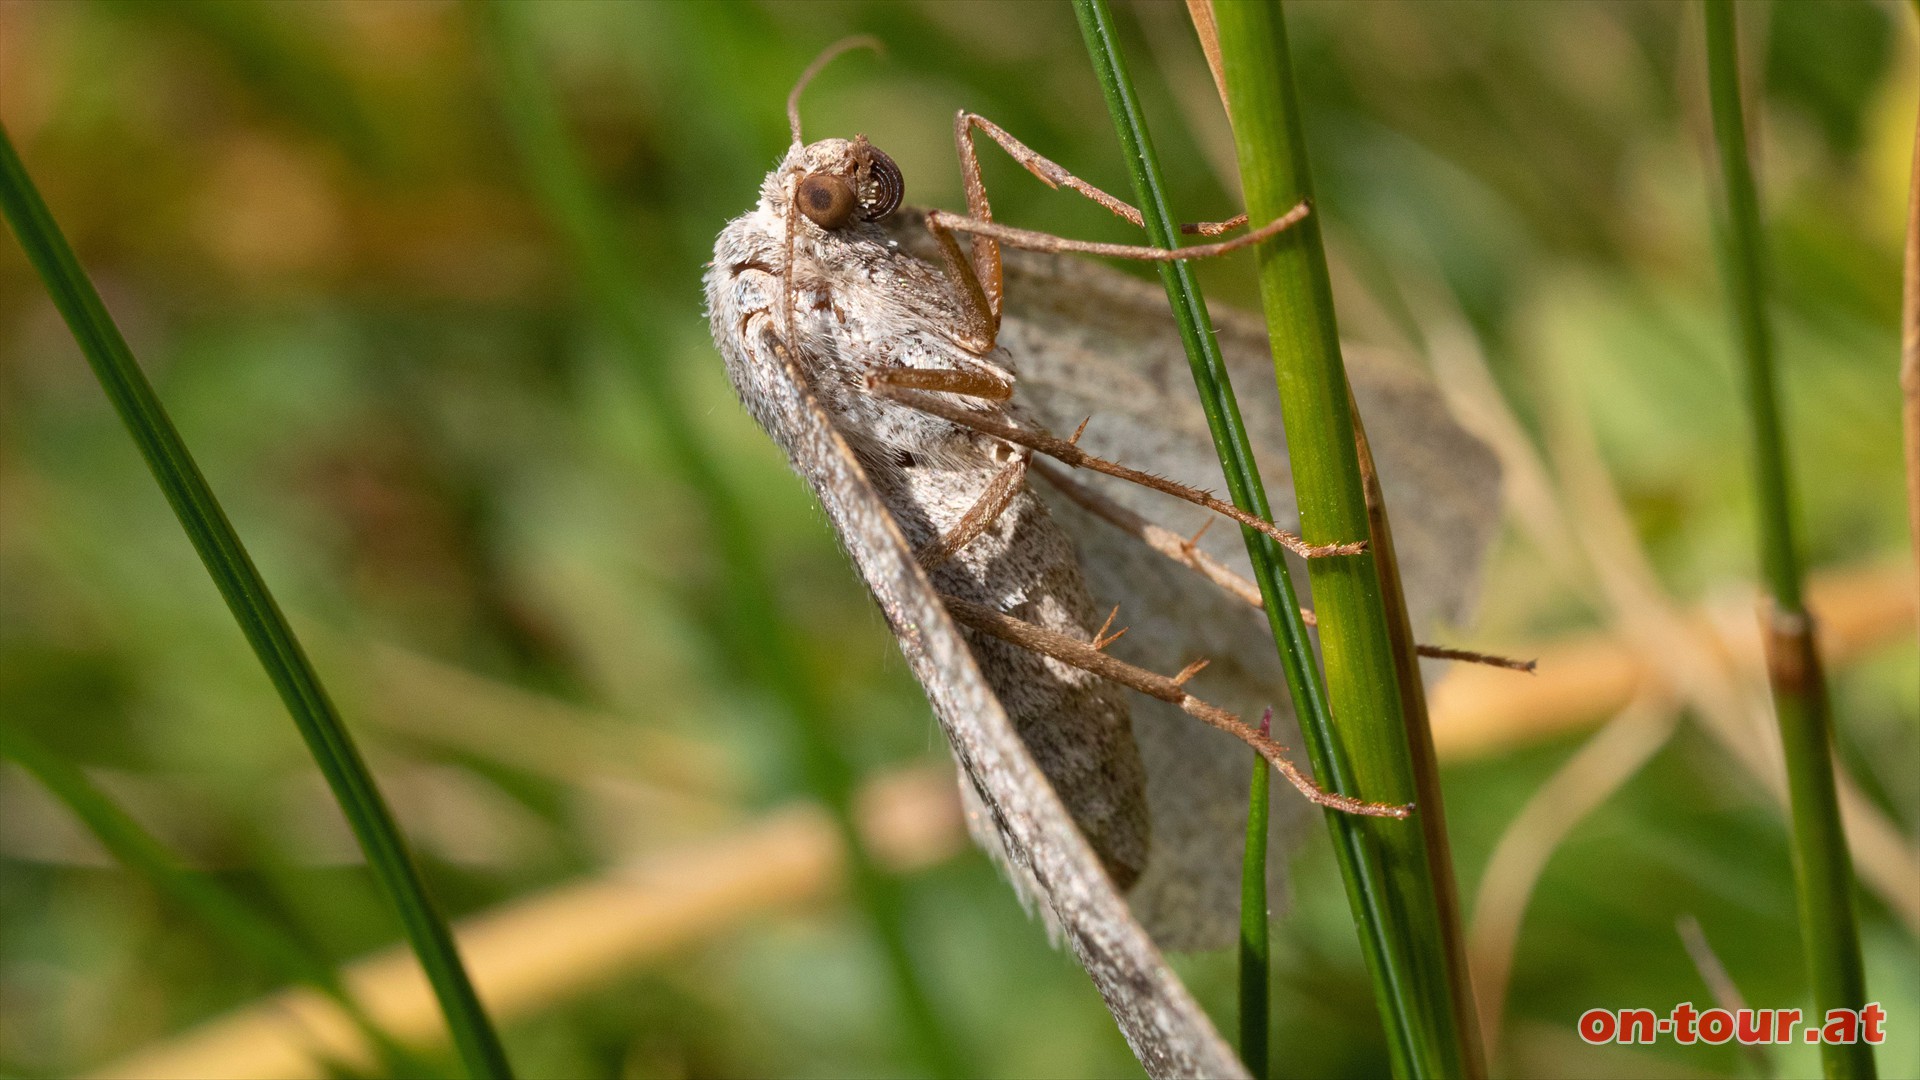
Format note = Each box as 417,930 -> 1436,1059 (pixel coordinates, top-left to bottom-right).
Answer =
1466,691 -> 1682,1060
1423,276 -> 1920,1062
1429,561 -> 1916,761
336,630 -> 739,796
88,555 -> 1913,1080
89,767 -> 965,1080
1543,357 -> 1920,938
1904,91 -> 1920,614
1181,0 -> 1228,112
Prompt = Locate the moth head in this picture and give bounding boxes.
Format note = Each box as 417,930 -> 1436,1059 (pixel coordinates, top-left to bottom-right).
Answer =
790,136 -> 903,230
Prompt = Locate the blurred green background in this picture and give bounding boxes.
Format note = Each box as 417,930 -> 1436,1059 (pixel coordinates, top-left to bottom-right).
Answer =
1,1 -> 1914,1077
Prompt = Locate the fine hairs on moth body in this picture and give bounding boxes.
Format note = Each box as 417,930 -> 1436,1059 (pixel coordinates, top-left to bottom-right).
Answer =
703,40 -> 1508,953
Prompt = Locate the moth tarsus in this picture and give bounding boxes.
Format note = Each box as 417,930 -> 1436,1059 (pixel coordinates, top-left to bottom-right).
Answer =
916,106 -> 1314,357
914,451 -> 1029,571
1181,213 -> 1250,237
1428,645 -> 1537,673
1183,517 -> 1215,549
941,593 -> 1413,821
927,199 -> 1312,265
1090,604 -> 1127,652
873,377 -> 1366,560
1033,455 -> 1265,608
952,111 -> 1252,239
1031,458 -> 1536,673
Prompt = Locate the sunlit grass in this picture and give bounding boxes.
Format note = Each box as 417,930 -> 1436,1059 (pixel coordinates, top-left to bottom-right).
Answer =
1702,3 -> 1874,1076
0,3 -> 1912,1078
0,121 -> 511,1080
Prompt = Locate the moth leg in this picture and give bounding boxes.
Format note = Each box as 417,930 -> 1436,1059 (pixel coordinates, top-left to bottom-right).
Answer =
927,112 -> 1292,352
928,202 -> 1308,266
940,593 -> 1412,819
953,112 -> 1253,307
1031,459 -> 1537,673
878,364 -> 1013,402
943,111 -> 1306,265
1178,214 -> 1252,237
916,451 -> 1029,570
948,110 -> 1127,337
944,112 -> 1008,334
872,378 -> 1365,559
923,210 -> 1002,354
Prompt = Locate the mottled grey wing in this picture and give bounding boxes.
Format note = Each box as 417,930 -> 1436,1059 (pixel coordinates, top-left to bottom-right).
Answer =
996,247 -> 1503,950
734,325 -> 1246,1078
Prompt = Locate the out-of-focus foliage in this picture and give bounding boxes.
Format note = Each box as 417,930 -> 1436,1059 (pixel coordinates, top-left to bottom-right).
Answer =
0,3 -> 1913,1078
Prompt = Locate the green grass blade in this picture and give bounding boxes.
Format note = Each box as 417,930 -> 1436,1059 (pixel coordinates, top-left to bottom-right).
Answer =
1067,5 -> 1323,1072
1701,6 -> 1874,1077
1071,3 -> 1475,1076
1351,412 -> 1485,1075
469,6 -> 965,1077
0,720 -> 430,1078
101,0 -> 389,173
1239,734 -> 1272,1079
1208,2 -> 1480,1074
0,124 -> 511,1080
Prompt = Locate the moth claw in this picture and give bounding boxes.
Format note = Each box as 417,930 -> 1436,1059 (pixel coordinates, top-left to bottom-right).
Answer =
1092,604 -> 1119,641
1300,537 -> 1370,558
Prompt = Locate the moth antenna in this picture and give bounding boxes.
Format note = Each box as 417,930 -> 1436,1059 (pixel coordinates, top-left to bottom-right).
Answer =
787,36 -> 885,145
782,37 -> 883,339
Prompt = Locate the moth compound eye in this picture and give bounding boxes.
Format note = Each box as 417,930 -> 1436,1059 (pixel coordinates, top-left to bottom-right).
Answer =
797,173 -> 856,229
857,146 -> 903,221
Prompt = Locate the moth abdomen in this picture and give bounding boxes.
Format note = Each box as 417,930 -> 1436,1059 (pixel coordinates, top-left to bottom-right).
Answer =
873,460 -> 1150,888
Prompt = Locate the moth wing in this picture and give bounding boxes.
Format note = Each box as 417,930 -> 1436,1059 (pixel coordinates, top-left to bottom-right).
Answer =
996,247 -> 1503,950
727,321 -> 1246,1077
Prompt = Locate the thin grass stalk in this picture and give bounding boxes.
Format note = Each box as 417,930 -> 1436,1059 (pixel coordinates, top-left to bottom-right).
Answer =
1701,6 -> 1874,1077
1069,4 -> 1322,1073
0,720 -> 425,1077
1889,0 -> 1915,614
1239,738 -> 1271,1079
469,6 -> 963,1077
1071,4 -> 1471,1076
0,125 -> 511,1080
1351,408 -> 1484,1073
1208,2 -> 1480,1074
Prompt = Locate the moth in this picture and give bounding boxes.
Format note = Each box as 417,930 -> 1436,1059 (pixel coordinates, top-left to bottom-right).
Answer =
703,45 -> 1501,1077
